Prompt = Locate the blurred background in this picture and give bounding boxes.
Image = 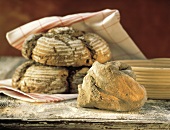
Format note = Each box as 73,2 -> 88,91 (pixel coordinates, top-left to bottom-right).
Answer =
0,0 -> 169,58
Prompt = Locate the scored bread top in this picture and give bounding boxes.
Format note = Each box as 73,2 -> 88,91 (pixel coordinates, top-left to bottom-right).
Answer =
22,27 -> 111,67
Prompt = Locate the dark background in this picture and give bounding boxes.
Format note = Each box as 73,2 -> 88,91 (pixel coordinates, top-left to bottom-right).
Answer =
0,0 -> 169,58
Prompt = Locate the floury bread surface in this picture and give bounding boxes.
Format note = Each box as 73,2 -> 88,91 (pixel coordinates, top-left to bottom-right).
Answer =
77,61 -> 147,111
12,61 -> 89,94
22,27 -> 111,67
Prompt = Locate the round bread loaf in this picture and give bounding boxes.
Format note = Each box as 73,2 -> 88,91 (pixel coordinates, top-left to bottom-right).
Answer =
12,61 -> 69,94
77,61 -> 147,111
22,27 -> 111,67
12,61 -> 89,94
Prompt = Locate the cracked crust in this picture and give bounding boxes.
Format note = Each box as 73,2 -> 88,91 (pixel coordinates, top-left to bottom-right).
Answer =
22,27 -> 111,67
77,61 -> 147,112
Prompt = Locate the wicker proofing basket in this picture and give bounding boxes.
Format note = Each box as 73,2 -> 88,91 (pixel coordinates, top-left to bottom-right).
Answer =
119,58 -> 170,99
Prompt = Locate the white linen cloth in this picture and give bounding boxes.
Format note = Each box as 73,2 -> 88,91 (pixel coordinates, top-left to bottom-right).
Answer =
6,9 -> 146,60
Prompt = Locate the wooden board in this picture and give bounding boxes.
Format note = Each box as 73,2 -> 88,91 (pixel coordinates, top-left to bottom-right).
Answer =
0,95 -> 170,129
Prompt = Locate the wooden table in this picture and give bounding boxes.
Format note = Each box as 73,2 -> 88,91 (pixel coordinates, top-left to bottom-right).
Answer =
0,57 -> 169,130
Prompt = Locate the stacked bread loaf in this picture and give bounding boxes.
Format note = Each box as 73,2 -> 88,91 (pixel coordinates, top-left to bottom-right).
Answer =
12,27 -> 112,94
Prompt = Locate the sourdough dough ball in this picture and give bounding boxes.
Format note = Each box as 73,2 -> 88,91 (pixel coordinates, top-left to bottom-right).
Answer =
22,27 -> 111,67
77,61 -> 147,111
12,61 -> 69,94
